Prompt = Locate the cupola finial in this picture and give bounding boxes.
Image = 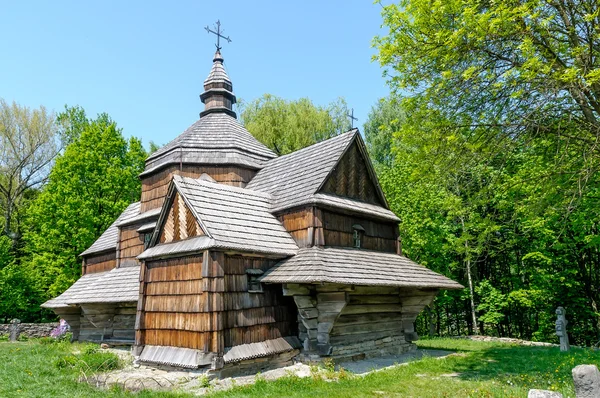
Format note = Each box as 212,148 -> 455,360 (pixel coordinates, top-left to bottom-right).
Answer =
200,21 -> 236,118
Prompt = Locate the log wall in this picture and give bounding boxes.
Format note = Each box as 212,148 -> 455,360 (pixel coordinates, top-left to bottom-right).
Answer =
83,251 -> 116,274
78,303 -> 136,343
322,210 -> 397,252
320,141 -> 383,206
141,165 -> 256,212
328,286 -> 437,358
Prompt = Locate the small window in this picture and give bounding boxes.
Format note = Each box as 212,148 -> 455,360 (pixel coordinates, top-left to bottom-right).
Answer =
246,269 -> 264,293
352,224 -> 365,248
143,233 -> 152,249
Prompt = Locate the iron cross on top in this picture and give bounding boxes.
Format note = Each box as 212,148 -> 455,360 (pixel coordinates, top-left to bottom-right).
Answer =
205,20 -> 232,50
347,108 -> 358,128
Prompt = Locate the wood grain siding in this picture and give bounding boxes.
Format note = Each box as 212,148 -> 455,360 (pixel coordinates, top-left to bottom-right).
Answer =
222,255 -> 297,348
137,255 -> 221,352
83,251 -> 116,274
141,165 -> 256,213
322,210 -> 397,252
159,192 -> 203,244
118,224 -> 144,267
320,141 -> 383,206
277,207 -> 321,247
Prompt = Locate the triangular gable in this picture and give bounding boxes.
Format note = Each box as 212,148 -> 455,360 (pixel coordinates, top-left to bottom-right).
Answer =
318,135 -> 388,207
152,181 -> 207,246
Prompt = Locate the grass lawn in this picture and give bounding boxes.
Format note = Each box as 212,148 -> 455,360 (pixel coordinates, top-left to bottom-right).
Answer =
1,338 -> 600,397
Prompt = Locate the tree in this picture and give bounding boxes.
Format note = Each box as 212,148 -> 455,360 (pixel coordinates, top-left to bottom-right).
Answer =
374,0 -> 600,203
240,94 -> 351,155
363,97 -> 404,166
0,99 -> 58,242
25,107 -> 147,298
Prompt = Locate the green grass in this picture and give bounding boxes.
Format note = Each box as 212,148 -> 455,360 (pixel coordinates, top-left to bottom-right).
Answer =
1,338 -> 600,397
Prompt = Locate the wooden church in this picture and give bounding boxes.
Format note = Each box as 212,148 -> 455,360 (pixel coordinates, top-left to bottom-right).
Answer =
43,46 -> 462,375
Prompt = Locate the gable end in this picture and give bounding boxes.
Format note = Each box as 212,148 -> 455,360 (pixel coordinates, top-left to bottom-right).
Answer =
319,136 -> 387,207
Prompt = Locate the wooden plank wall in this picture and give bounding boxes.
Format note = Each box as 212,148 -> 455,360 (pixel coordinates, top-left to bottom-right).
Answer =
78,303 -> 136,342
118,224 -> 144,267
136,252 -> 297,354
277,207 -> 320,247
137,255 -> 218,351
320,141 -> 383,206
222,255 -> 297,348
159,192 -> 203,243
322,210 -> 397,252
141,165 -> 256,212
83,251 -> 116,274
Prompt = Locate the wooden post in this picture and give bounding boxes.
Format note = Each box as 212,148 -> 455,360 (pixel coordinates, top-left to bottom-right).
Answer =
8,319 -> 20,342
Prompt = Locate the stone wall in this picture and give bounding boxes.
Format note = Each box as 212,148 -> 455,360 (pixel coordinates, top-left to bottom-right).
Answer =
0,323 -> 59,338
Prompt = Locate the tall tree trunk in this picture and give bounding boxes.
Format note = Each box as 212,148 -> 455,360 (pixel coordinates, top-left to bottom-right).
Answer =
461,216 -> 478,335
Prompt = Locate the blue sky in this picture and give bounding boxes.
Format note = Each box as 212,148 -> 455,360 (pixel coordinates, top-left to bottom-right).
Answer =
1,1 -> 390,148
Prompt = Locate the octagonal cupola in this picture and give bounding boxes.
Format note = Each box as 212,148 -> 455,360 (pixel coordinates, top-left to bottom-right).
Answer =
200,50 -> 237,118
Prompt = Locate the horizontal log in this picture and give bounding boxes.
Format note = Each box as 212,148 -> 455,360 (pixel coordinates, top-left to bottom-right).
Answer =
331,320 -> 402,337
349,295 -> 401,305
341,304 -> 402,315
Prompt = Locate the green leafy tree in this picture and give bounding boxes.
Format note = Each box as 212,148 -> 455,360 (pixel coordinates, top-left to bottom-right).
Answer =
0,99 -> 58,242
25,107 -> 147,298
374,0 -> 600,203
240,94 -> 351,155
363,97 -> 404,166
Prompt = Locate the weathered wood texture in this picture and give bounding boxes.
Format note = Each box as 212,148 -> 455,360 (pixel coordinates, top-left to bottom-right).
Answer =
222,255 -> 297,348
83,251 -> 116,274
78,303 -> 136,342
141,165 -> 256,212
118,224 -> 144,267
137,256 -> 215,351
159,192 -> 203,244
136,252 -> 297,354
320,141 -> 383,206
288,284 -> 438,359
322,210 -> 397,252
277,207 -> 323,247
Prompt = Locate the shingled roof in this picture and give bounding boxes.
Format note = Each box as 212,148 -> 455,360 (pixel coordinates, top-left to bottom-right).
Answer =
79,202 -> 141,257
260,247 -> 463,289
41,267 -> 140,309
138,176 -> 299,260
141,113 -> 277,176
246,130 -> 398,221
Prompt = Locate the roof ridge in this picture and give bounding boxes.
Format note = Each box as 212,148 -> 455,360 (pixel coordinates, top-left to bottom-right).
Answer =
177,175 -> 273,200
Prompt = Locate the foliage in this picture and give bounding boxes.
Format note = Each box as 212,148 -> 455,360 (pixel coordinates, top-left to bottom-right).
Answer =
23,107 -> 147,306
363,96 -> 404,166
240,94 -> 351,155
0,99 -> 58,242
371,0 -> 600,344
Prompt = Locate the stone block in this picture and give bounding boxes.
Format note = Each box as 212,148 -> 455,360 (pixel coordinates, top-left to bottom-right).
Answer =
572,365 -> 600,398
528,389 -> 563,398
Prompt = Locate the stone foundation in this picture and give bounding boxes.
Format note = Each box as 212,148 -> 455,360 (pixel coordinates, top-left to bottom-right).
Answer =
216,349 -> 300,378
0,322 -> 59,338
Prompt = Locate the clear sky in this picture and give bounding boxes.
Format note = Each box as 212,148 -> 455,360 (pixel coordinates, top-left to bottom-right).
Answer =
1,1 -> 390,148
